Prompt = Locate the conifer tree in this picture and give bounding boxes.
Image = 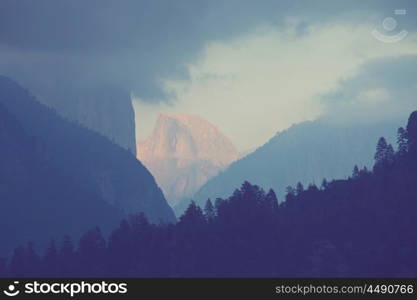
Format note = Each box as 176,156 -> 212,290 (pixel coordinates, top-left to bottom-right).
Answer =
397,127 -> 408,155
204,199 -> 216,222
43,239 -> 58,276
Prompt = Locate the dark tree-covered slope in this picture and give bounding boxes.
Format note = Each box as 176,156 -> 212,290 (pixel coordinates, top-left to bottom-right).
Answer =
0,76 -> 175,255
0,102 -> 123,256
4,111 -> 416,277
187,118 -> 400,213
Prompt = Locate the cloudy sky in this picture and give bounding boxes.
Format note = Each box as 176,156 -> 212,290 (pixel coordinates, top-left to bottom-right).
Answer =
1,0 -> 417,151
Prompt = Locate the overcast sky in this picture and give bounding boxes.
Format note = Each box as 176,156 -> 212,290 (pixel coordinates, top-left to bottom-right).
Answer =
1,0 -> 417,150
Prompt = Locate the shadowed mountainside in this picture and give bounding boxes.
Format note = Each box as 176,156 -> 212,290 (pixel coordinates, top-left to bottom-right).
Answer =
187,118 -> 401,212
4,111 -> 417,277
0,102 -> 123,255
0,76 -> 175,255
36,84 -> 137,155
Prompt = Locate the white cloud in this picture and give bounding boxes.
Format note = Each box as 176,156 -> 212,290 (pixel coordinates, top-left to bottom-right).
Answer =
358,88 -> 391,105
134,19 -> 417,151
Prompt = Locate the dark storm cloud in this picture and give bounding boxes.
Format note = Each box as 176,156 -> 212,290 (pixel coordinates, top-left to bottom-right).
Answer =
0,0 -> 416,102
0,0 -> 213,100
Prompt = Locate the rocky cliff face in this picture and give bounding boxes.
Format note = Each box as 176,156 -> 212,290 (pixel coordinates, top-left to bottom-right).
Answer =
0,76 -> 175,231
138,113 -> 238,207
38,85 -> 137,155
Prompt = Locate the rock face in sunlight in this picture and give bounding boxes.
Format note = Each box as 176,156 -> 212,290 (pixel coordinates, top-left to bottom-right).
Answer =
138,113 -> 238,207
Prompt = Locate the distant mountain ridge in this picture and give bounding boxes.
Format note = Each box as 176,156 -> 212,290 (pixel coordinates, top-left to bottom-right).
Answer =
0,76 -> 175,254
188,118 -> 402,211
138,113 -> 238,207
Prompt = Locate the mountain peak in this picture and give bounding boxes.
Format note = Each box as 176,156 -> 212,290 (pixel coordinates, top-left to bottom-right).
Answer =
140,113 -> 238,167
138,113 -> 238,207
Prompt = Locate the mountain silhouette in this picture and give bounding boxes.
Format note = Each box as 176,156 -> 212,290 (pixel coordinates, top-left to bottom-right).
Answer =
0,101 -> 124,256
4,111 -> 416,277
187,118 -> 401,211
0,76 -> 175,254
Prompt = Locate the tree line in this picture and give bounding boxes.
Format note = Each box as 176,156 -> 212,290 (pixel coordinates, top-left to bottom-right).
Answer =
1,111 -> 417,277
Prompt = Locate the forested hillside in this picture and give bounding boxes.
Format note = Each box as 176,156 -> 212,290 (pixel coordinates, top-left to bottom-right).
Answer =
2,111 -> 416,277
